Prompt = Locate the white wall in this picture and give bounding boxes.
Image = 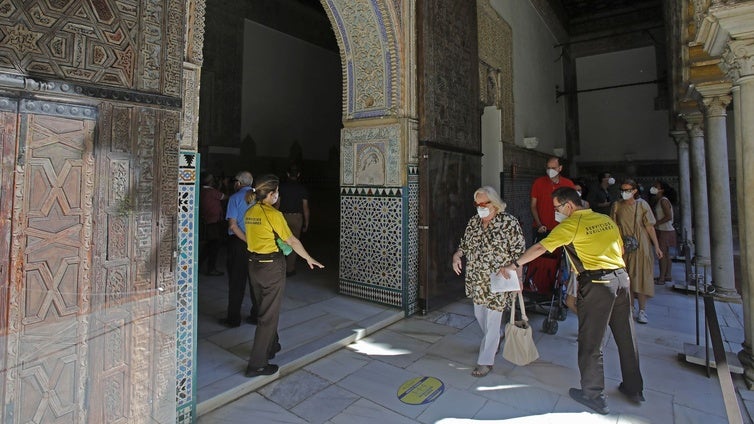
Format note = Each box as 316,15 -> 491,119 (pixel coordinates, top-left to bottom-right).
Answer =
481,106 -> 502,192
489,1 -> 567,155
575,46 -> 673,163
241,20 -> 341,160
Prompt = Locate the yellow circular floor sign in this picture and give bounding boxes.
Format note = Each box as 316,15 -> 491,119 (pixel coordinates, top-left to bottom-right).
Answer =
397,376 -> 444,405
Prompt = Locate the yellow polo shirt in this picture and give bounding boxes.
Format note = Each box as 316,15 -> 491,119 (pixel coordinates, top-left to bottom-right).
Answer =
539,209 -> 625,271
244,203 -> 293,254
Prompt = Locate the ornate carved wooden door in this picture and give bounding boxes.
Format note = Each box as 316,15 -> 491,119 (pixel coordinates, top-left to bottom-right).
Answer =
417,0 -> 481,313
0,97 -> 178,423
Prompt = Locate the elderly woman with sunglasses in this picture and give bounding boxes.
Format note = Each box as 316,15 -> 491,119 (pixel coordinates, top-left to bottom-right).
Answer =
610,179 -> 662,325
452,186 -> 525,377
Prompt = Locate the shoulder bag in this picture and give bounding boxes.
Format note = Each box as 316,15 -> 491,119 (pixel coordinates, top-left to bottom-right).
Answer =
503,292 -> 539,366
622,203 -> 640,253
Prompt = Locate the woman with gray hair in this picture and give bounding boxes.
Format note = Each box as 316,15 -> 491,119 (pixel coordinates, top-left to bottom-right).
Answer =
452,186 -> 526,377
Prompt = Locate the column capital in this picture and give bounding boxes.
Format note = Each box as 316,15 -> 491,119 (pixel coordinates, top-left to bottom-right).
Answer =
681,111 -> 704,136
670,130 -> 689,148
694,82 -> 733,116
723,38 -> 754,81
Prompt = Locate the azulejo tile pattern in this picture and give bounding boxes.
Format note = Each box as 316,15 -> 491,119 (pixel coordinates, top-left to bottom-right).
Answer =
406,165 -> 419,315
340,187 -> 404,308
176,152 -> 198,423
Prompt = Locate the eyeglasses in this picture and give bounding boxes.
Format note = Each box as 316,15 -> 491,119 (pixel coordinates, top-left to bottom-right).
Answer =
620,189 -> 635,193
474,201 -> 491,207
554,203 -> 568,211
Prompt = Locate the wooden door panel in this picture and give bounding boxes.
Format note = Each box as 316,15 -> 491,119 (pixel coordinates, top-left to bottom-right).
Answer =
4,107 -> 96,423
0,98 -> 19,424
419,146 -> 480,312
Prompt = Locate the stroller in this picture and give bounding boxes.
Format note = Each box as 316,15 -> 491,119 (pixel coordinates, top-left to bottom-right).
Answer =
521,247 -> 570,334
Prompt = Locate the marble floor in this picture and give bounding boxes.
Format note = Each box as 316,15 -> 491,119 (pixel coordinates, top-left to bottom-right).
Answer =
197,257 -> 754,423
195,239 -> 404,412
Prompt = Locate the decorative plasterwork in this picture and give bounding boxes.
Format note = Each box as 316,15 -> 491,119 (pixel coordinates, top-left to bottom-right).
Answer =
323,0 -> 400,119
477,0 -> 514,144
696,1 -> 754,56
723,39 -> 754,80
181,62 -> 200,150
185,0 -> 206,66
342,123 -> 402,187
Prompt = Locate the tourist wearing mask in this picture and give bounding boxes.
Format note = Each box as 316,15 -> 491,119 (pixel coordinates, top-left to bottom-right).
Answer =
650,181 -> 677,285
529,156 -> 574,242
611,179 -> 662,324
452,186 -> 525,377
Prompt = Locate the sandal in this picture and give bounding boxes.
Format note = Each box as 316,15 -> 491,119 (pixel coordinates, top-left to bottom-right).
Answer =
471,365 -> 493,377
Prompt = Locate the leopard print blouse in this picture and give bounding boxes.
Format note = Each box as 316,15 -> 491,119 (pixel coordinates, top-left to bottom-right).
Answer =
458,212 -> 526,311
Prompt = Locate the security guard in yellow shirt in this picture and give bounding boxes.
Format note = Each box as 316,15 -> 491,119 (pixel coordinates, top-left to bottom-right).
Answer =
501,187 -> 643,415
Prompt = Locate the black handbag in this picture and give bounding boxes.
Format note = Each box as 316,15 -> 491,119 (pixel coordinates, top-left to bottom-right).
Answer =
622,203 -> 640,253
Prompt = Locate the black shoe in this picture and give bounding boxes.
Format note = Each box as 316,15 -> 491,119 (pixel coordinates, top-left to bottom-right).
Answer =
618,383 -> 645,404
569,388 -> 609,415
245,315 -> 258,325
245,364 -> 279,377
218,318 -> 240,328
268,342 -> 282,360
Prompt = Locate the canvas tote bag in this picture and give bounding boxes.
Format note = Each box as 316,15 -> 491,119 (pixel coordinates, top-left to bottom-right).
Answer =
503,292 -> 540,366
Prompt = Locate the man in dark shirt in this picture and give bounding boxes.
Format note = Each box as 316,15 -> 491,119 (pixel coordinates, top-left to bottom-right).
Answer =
277,165 -> 310,276
199,173 -> 226,276
588,172 -> 614,215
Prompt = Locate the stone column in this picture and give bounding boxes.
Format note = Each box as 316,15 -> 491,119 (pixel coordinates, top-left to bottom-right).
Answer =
696,83 -> 739,301
683,113 -> 711,275
671,130 -> 693,252
726,43 -> 754,387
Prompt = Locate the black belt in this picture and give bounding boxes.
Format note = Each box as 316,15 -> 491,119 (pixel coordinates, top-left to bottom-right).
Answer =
580,268 -> 625,280
249,251 -> 282,260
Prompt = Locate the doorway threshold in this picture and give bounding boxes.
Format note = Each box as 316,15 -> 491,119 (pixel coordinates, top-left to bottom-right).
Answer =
196,290 -> 404,417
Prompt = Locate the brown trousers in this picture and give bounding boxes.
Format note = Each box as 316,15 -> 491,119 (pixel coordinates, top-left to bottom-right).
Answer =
247,251 -> 286,368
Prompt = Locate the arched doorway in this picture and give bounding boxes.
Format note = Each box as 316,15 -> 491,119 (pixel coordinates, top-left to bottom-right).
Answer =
185,0 -> 417,419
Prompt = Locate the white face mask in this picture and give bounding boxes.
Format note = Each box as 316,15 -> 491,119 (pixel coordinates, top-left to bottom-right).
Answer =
546,169 -> 559,179
649,187 -> 659,195
477,207 -> 491,219
554,211 -> 568,223
621,191 -> 634,200
607,177 -> 615,185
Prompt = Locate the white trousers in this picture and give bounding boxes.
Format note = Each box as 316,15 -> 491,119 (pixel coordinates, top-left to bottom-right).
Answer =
474,303 -> 503,366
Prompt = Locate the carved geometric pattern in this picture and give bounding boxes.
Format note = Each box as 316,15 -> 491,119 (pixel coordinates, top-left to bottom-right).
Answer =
181,63 -> 200,150
323,0 -> 400,118
0,0 -> 183,96
341,123 -> 401,186
175,152 -> 197,421
185,0 -> 206,66
5,108 -> 95,423
339,188 -> 403,307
